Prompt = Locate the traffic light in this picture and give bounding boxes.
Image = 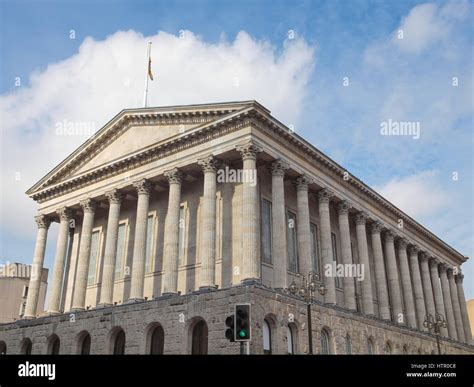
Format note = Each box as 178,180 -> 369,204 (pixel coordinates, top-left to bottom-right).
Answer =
235,303 -> 251,342
225,315 -> 235,342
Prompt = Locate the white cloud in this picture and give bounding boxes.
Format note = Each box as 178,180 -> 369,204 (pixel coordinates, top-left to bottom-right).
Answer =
373,171 -> 449,219
0,29 -> 316,238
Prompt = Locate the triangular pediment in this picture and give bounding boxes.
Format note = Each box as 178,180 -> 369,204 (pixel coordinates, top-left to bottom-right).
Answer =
26,101 -> 267,196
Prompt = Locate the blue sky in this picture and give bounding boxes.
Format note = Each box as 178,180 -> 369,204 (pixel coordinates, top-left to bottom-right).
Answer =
0,0 -> 472,303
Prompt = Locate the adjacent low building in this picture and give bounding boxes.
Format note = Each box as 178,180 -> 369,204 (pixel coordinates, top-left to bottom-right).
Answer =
0,263 -> 48,324
0,101 -> 472,354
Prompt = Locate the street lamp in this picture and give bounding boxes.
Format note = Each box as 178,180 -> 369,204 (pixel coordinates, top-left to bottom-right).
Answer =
287,271 -> 327,355
423,313 -> 447,355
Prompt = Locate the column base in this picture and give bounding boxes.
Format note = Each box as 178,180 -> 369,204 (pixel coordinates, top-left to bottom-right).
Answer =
95,303 -> 113,309
162,292 -> 180,297
22,315 -> 35,320
241,278 -> 260,285
125,298 -> 144,304
46,311 -> 61,316
69,307 -> 85,313
196,285 -> 218,293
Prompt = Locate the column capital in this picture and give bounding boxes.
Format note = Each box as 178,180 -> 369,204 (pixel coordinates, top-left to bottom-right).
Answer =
370,221 -> 383,234
383,230 -> 397,243
446,268 -> 455,279
337,200 -> 352,215
429,257 -> 440,268
354,211 -> 369,225
317,188 -> 334,204
408,244 -> 420,255
396,237 -> 408,250
295,174 -> 313,191
439,263 -> 449,273
56,207 -> 73,222
105,189 -> 125,204
236,140 -> 262,161
197,155 -> 219,173
455,272 -> 464,284
270,159 -> 289,177
79,198 -> 97,214
164,168 -> 183,185
419,251 -> 430,263
35,214 -> 51,229
133,179 -> 152,195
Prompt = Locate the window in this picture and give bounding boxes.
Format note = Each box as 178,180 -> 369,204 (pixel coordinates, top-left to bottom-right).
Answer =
22,285 -> 29,298
287,326 -> 295,354
261,200 -> 273,264
310,223 -> 320,275
0,341 -> 6,355
320,329 -> 330,354
20,339 -> 32,355
115,223 -> 126,278
149,325 -> 164,355
384,342 -> 392,355
287,212 -> 298,272
79,333 -> 91,355
403,345 -> 408,355
113,330 -> 126,355
145,215 -> 155,273
191,320 -> 208,355
345,334 -> 352,354
178,206 -> 186,266
263,319 -> 272,354
47,335 -> 60,355
367,338 -> 375,355
331,233 -> 341,288
87,231 -> 100,285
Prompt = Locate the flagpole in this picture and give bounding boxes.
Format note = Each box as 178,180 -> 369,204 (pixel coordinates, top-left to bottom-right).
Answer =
143,41 -> 152,108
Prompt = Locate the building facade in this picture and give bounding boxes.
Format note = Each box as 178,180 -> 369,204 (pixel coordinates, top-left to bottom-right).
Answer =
0,263 -> 48,324
0,101 -> 472,354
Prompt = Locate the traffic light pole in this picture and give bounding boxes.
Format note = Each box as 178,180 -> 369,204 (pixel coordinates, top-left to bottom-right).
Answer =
240,342 -> 250,355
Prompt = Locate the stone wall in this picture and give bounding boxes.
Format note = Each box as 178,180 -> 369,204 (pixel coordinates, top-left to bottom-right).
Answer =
0,285 -> 472,355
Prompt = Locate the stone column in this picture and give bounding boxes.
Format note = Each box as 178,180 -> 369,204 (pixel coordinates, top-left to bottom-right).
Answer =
162,168 -> 183,295
448,269 -> 465,342
98,189 -> 124,307
71,199 -> 96,311
271,159 -> 289,289
370,221 -> 390,320
317,188 -> 336,305
48,207 -> 73,314
354,212 -> 374,316
429,258 -> 448,337
456,273 -> 472,344
295,175 -> 313,278
439,264 -> 457,339
129,179 -> 152,301
419,253 -> 436,319
236,141 -> 262,283
396,238 -> 416,328
408,245 -> 426,330
24,215 -> 51,319
384,231 -> 403,323
337,200 -> 356,311
198,155 -> 219,290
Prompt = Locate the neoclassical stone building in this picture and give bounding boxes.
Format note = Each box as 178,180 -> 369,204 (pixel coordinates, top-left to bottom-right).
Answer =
0,101 -> 472,355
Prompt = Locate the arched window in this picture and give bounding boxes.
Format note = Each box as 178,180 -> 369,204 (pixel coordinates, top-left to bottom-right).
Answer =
149,325 -> 164,355
384,341 -> 392,355
286,326 -> 295,354
47,335 -> 60,355
263,319 -> 272,354
113,330 -> 126,355
78,332 -> 91,355
345,334 -> 352,355
320,329 -> 330,355
191,320 -> 208,355
417,348 -> 422,355
20,338 -> 32,355
402,345 -> 408,355
367,338 -> 375,355
0,341 -> 6,355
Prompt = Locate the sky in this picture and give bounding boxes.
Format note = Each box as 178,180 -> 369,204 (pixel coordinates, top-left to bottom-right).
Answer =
0,0 -> 472,305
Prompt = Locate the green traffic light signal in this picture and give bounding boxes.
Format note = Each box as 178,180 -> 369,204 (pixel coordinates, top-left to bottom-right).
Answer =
239,330 -> 246,338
